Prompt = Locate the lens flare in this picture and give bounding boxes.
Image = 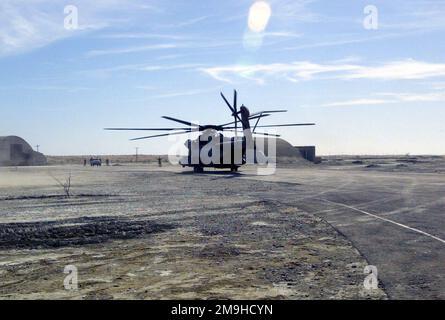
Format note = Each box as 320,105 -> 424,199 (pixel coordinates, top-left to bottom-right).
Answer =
248,1 -> 272,33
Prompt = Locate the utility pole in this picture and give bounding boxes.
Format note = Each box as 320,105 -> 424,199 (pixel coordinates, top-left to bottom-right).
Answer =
135,147 -> 139,163
35,145 -> 40,152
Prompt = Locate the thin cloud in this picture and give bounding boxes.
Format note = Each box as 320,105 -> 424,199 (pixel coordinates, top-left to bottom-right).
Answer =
79,63 -> 205,78
155,54 -> 186,61
346,60 -> 445,80
432,82 -> 445,90
86,44 -> 179,57
263,31 -> 303,38
150,89 -> 211,99
0,1 -> 69,56
159,15 -> 210,28
136,87 -> 220,100
85,63 -> 204,74
201,61 -> 361,83
201,59 -> 445,83
0,0 -> 157,56
380,2 -> 445,32
98,32 -> 189,40
0,84 -> 91,92
271,0 -> 320,23
139,63 -> 205,72
321,99 -> 394,107
378,92 -> 445,103
135,85 -> 156,91
281,33 -> 400,52
86,39 -> 239,57
318,91 -> 445,107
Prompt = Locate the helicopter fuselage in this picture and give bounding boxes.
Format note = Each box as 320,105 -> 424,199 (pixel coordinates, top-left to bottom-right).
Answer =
179,129 -> 247,172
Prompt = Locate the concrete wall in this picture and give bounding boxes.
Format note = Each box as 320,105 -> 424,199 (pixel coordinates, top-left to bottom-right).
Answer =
253,137 -> 315,165
295,146 -> 317,162
0,140 -> 9,163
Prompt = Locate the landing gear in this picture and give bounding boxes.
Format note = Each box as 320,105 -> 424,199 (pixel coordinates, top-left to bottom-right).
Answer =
230,166 -> 239,172
193,166 -> 204,173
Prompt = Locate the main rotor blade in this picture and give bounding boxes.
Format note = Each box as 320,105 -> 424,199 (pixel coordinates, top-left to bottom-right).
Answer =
234,90 -> 237,110
224,129 -> 281,137
250,114 -> 271,120
249,110 -> 287,117
220,114 -> 270,127
220,92 -> 235,113
162,116 -> 201,128
255,123 -> 315,128
105,127 -> 191,131
130,130 -> 192,141
252,131 -> 281,137
234,90 -> 238,137
221,91 -> 242,123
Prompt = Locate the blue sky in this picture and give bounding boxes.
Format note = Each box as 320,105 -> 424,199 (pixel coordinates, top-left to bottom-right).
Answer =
1,0 -> 444,155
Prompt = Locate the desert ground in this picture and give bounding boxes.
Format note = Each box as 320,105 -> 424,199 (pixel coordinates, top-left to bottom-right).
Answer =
0,156 -> 444,299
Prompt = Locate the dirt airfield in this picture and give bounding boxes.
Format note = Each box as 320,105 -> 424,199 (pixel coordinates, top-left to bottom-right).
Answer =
0,156 -> 444,299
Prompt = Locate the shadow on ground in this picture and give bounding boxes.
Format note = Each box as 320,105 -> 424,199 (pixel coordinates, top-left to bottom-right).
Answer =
0,216 -> 175,249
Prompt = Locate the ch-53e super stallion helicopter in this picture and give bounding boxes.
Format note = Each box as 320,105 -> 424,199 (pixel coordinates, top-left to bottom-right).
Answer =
105,90 -> 315,173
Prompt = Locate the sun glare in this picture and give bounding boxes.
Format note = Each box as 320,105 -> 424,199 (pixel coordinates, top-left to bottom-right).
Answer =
248,1 -> 272,33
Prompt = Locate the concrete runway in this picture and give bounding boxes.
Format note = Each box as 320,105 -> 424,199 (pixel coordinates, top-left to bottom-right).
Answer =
242,166 -> 445,299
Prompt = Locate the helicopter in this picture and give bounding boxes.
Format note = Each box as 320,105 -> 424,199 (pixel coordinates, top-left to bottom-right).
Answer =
105,90 -> 315,172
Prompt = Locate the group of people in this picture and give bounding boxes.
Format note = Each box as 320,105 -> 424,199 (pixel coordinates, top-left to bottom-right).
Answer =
83,157 -> 164,166
83,158 -> 110,167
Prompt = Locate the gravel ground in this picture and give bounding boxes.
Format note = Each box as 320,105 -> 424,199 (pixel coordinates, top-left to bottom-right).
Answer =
0,164 -> 389,299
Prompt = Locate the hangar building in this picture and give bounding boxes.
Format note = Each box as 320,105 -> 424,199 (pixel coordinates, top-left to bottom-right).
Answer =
254,137 -> 318,164
0,136 -> 47,166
